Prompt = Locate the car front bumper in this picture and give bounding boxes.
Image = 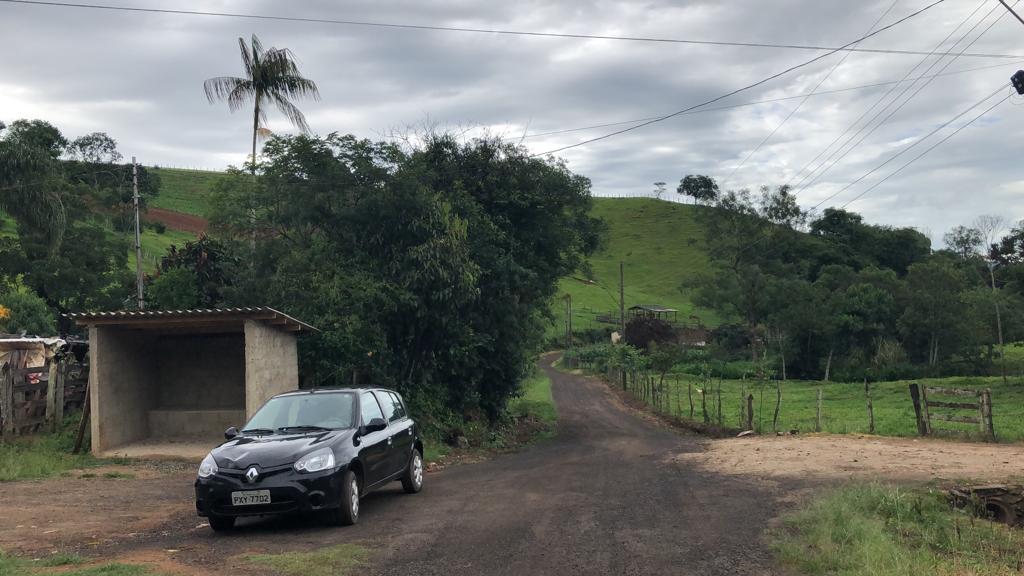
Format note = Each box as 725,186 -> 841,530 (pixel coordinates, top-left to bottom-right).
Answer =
195,464 -> 347,518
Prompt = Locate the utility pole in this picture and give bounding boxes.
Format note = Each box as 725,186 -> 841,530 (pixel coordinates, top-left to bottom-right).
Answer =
619,261 -> 626,338
132,157 -> 145,310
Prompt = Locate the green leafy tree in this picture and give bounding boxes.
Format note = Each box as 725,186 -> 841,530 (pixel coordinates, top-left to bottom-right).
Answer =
899,259 -> 970,367
148,268 -> 201,310
677,174 -> 719,205
0,284 -> 56,335
210,133 -> 602,421
943,225 -> 984,259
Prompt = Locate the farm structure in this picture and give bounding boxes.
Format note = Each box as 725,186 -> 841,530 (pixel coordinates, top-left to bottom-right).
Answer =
0,336 -> 88,436
628,304 -> 679,323
69,308 -> 316,458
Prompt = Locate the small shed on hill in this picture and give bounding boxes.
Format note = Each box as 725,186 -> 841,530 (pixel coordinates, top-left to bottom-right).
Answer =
628,304 -> 679,323
70,308 -> 316,458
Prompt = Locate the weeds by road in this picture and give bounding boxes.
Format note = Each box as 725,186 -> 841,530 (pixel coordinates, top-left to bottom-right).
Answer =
773,483 -> 1024,575
0,551 -> 148,576
246,544 -> 369,576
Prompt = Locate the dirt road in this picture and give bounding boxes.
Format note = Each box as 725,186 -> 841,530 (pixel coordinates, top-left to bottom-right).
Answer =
3,354 -> 783,575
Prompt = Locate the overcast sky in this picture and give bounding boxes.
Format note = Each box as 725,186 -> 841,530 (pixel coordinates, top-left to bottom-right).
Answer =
3,0 -> 1023,242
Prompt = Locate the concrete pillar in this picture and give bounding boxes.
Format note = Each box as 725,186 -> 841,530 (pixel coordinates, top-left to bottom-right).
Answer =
244,320 -> 298,419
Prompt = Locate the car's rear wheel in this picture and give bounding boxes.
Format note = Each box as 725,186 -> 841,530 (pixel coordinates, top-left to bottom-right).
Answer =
401,449 -> 424,494
207,514 -> 235,532
328,470 -> 360,526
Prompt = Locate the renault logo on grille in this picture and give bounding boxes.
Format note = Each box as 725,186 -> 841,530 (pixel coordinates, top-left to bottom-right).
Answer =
245,466 -> 260,483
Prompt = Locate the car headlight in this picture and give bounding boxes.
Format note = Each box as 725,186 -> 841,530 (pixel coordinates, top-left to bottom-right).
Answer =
198,453 -> 218,478
294,447 -> 336,473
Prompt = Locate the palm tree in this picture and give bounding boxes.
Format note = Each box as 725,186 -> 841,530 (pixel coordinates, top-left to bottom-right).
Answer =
204,34 -> 320,171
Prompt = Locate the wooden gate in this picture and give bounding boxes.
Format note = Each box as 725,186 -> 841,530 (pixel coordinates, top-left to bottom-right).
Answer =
909,383 -> 995,441
0,348 -> 86,437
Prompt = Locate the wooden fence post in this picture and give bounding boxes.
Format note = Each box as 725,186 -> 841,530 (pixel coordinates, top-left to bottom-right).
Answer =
909,383 -> 925,436
919,385 -> 932,436
745,394 -> 754,431
716,384 -> 723,425
700,389 -> 709,423
72,380 -> 90,455
864,379 -> 875,434
980,389 -> 995,441
688,381 -> 694,419
772,381 -> 781,432
815,388 -> 823,433
0,360 -> 13,437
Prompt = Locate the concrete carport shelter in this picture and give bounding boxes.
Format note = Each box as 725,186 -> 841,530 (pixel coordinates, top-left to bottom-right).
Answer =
69,308 -> 316,459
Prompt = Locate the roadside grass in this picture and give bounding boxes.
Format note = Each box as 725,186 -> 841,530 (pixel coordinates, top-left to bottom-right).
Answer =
644,373 -> 1024,442
149,167 -> 224,217
773,483 -> 1024,575
0,414 -> 100,482
549,197 -> 717,340
509,370 -> 557,432
0,552 -> 147,576
246,544 -> 369,576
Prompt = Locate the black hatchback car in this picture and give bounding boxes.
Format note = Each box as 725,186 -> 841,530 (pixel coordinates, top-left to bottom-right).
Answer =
194,387 -> 423,531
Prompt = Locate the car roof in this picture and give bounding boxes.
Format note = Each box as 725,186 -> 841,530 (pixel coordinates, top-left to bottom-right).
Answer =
273,387 -> 398,398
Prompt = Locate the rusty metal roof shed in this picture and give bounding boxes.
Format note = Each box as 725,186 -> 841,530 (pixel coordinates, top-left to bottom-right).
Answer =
68,307 -> 317,334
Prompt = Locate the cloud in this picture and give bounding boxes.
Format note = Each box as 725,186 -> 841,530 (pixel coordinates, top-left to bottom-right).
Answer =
2,0 -> 1022,234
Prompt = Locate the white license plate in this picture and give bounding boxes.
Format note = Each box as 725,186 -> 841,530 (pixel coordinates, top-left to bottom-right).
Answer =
231,490 -> 271,506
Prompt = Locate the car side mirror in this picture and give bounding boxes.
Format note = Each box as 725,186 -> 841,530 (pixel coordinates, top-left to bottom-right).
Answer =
224,426 -> 239,440
362,418 -> 387,434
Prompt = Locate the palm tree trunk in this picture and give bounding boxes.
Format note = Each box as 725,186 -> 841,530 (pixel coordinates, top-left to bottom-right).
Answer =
249,100 -> 259,260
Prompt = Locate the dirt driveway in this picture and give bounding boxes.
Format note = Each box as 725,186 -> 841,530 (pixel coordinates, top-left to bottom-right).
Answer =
2,354 -> 786,575
10,358 -> 1023,574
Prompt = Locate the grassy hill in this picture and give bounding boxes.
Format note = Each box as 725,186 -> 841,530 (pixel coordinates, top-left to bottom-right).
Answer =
149,167 -> 225,216
37,167 -> 718,336
550,197 -> 716,340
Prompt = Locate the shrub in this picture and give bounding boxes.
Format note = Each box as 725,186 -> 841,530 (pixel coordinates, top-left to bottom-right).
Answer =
0,286 -> 56,335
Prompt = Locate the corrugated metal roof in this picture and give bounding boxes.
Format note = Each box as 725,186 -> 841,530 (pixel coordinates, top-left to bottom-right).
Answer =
629,304 -> 678,313
67,307 -> 317,333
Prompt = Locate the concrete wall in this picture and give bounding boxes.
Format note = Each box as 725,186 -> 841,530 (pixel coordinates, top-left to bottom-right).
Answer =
148,409 -> 245,438
156,334 -> 244,410
244,320 -> 299,418
90,327 -> 157,453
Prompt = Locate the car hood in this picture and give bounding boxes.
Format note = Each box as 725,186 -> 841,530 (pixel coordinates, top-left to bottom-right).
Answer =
211,429 -> 352,469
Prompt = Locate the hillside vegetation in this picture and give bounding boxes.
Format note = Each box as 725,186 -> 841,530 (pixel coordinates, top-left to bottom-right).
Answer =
148,167 -> 225,216
126,170 -> 718,340
552,197 -> 715,339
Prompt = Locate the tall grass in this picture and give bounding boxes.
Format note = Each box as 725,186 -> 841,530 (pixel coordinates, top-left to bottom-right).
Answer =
649,373 -> 1024,442
773,484 -> 1024,575
0,414 -> 99,481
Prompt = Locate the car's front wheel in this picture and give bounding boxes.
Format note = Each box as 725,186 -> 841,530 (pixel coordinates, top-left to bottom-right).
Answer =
328,470 -> 360,526
207,514 -> 236,532
401,449 -> 423,494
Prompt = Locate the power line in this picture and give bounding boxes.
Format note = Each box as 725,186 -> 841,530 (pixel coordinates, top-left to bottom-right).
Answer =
506,58 -> 1024,141
2,0 -> 1020,59
807,83 -> 1007,212
788,0 -> 992,192
719,0 -> 901,189
997,0 -> 1024,26
528,0 -> 949,158
840,92 -> 1010,208
794,0 -> 1015,196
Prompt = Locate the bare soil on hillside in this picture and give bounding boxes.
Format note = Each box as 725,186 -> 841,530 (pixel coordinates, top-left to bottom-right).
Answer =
145,208 -> 208,234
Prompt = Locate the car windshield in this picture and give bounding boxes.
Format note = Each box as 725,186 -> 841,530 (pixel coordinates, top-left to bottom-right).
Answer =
242,392 -> 356,433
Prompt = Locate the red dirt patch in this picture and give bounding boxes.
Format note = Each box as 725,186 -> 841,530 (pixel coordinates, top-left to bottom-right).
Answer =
145,208 -> 208,235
